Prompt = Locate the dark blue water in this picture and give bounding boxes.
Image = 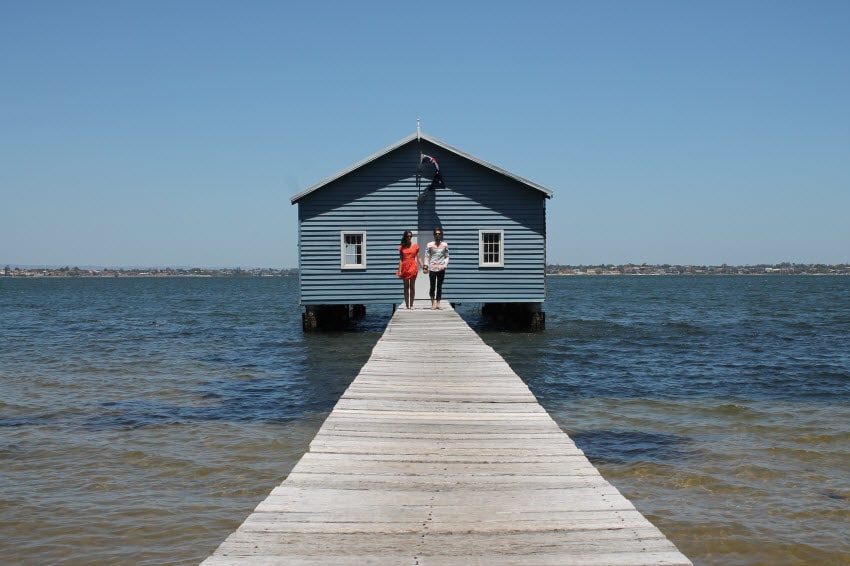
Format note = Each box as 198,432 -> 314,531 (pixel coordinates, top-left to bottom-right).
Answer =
1,277 -> 380,430
471,275 -> 850,403
1,275 -> 848,565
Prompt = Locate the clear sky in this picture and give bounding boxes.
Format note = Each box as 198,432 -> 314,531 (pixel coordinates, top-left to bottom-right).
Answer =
2,1 -> 848,268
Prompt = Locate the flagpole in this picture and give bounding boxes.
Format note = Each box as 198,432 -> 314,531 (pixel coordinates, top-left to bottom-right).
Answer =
416,119 -> 422,197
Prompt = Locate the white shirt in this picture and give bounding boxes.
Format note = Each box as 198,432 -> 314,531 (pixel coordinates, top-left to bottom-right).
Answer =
425,241 -> 449,271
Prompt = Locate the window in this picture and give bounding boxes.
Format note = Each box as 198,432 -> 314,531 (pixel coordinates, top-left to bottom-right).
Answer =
340,231 -> 367,269
479,230 -> 504,267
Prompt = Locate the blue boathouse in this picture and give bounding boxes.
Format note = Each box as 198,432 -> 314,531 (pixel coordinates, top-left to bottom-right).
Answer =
290,131 -> 554,330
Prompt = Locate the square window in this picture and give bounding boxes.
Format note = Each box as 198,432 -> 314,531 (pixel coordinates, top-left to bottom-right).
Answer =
340,231 -> 367,269
479,230 -> 504,267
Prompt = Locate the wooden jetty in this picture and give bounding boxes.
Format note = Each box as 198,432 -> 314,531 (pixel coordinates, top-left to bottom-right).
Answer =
203,303 -> 691,565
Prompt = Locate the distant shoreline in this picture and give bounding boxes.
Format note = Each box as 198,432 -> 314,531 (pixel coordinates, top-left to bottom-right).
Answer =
548,263 -> 849,276
549,271 -> 849,276
3,263 -> 848,277
2,267 -> 298,278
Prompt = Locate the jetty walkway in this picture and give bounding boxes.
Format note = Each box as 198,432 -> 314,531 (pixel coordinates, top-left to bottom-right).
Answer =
203,303 -> 691,565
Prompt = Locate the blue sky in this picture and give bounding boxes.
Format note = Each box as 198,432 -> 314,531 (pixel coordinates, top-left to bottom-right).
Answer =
2,1 -> 848,268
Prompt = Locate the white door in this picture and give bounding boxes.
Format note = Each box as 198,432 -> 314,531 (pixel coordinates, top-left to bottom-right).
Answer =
412,231 -> 431,303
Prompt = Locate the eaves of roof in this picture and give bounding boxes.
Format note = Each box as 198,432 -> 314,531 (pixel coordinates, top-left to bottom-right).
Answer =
290,132 -> 554,204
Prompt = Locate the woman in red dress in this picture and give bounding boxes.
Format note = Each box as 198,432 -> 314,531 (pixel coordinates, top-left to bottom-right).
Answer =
397,230 -> 424,309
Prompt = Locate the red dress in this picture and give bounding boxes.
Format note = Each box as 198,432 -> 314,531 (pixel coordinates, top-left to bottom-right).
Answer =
398,243 -> 420,280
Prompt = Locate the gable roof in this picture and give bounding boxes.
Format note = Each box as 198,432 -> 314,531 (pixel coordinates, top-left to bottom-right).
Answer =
290,132 -> 554,204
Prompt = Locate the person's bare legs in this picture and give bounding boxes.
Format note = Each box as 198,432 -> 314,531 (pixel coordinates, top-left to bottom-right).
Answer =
403,280 -> 412,309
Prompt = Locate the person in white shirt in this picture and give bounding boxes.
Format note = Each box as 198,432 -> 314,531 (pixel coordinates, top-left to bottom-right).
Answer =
424,227 -> 449,310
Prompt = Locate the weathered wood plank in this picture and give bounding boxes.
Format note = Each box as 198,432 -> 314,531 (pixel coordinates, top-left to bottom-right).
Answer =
208,528 -> 680,554
201,306 -> 691,565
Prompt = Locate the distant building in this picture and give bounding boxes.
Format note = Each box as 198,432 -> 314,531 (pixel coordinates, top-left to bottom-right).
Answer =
290,131 -> 553,330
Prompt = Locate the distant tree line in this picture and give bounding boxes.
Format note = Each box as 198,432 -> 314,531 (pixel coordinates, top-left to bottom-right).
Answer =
3,266 -> 301,277
546,263 -> 849,275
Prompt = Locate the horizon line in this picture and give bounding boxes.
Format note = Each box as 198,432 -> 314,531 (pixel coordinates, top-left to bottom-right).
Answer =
4,261 -> 849,271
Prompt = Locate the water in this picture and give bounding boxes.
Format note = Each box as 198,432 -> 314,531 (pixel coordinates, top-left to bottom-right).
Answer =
1,276 -> 848,565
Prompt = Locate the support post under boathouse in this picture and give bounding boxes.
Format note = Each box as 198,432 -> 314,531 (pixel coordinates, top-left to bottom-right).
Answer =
290,130 -> 553,331
203,305 -> 691,565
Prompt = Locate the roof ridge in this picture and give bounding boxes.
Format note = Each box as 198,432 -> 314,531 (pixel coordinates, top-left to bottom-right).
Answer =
290,132 -> 553,204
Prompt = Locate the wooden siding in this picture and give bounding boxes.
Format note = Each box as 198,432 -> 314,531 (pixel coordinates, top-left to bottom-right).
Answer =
296,139 -> 548,305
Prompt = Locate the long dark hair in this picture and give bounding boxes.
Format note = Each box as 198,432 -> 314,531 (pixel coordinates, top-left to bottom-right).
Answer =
400,230 -> 413,245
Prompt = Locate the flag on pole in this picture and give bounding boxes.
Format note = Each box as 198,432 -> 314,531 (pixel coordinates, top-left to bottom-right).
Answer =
420,154 -> 439,171
420,154 -> 446,190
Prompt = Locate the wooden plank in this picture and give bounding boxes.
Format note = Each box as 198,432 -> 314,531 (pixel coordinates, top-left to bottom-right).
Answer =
202,307 -> 691,566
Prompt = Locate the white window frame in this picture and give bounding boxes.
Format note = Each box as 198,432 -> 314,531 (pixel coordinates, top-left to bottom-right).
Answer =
340,231 -> 367,269
479,229 -> 504,267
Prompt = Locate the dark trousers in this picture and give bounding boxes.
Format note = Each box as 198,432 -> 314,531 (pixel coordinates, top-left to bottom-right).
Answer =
429,269 -> 446,301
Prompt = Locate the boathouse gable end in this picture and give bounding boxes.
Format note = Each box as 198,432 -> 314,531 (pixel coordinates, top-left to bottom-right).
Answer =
291,133 -> 553,307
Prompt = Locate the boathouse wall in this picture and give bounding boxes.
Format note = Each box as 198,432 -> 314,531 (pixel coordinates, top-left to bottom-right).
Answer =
291,134 -> 552,306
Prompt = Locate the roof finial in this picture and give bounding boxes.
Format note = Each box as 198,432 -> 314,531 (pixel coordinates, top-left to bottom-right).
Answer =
417,118 -> 421,141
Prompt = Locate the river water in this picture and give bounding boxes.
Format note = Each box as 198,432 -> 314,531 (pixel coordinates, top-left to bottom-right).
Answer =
1,275 -> 848,565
